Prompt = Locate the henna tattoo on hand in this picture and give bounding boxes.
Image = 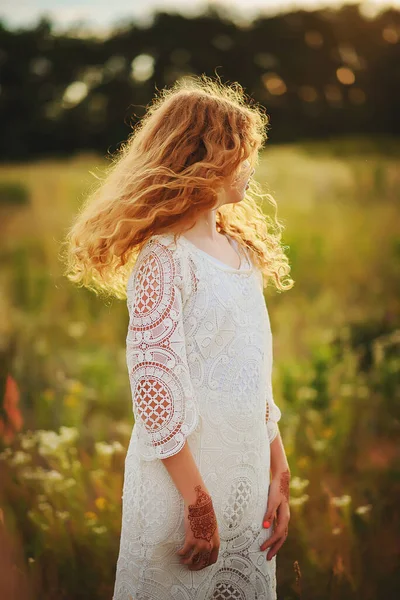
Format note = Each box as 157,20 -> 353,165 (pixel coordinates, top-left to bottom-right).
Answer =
279,469 -> 290,503
193,550 -> 211,566
188,485 -> 217,543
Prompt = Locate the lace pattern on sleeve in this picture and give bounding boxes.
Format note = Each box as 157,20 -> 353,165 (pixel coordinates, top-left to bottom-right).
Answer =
126,237 -> 199,461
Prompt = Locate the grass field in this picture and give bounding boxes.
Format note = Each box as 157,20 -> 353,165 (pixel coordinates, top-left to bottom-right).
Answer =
0,136 -> 399,600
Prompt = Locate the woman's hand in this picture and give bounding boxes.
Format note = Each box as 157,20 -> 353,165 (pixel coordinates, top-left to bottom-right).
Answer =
260,468 -> 291,560
177,484 -> 220,571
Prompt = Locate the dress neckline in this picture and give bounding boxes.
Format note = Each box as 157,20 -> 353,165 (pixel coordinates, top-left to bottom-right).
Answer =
177,232 -> 254,274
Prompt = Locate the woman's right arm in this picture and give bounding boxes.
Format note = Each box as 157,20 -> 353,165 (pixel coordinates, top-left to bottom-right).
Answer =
161,440 -> 209,506
161,441 -> 220,569
125,238 -> 220,569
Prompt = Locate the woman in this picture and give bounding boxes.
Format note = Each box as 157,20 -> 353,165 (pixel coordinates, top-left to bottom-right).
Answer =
64,74 -> 294,599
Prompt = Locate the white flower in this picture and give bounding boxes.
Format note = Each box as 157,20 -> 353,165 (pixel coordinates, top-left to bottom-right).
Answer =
56,478 -> 76,491
20,434 -> 37,450
37,431 -> 62,455
44,470 -> 63,481
56,511 -> 70,520
0,447 -> 12,460
289,494 -> 309,507
59,426 -> 79,444
92,525 -> 107,534
290,476 -> 310,492
38,502 -> 53,513
331,494 -> 351,507
95,442 -> 114,456
355,504 -> 372,515
112,441 -> 124,453
9,451 -> 31,466
20,467 -> 47,480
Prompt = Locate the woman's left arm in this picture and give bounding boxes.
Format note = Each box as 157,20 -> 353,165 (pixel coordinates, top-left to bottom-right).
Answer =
270,429 -> 290,480
260,430 -> 291,560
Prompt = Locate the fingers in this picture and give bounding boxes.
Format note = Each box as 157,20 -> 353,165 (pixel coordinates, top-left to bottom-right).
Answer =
176,540 -> 193,558
260,521 -> 286,552
262,508 -> 276,529
179,542 -> 212,566
187,549 -> 212,571
178,540 -> 219,570
207,544 -> 219,566
266,535 -> 286,561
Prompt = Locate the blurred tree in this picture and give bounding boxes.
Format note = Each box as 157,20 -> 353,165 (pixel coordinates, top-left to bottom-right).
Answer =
0,4 -> 399,160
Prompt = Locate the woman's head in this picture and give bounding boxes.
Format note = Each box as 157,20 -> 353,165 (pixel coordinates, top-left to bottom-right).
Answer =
62,74 -> 294,298
220,158 -> 255,207
134,81 -> 264,179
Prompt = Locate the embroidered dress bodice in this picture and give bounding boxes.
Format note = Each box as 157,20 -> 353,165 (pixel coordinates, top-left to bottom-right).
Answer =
113,231 -> 282,599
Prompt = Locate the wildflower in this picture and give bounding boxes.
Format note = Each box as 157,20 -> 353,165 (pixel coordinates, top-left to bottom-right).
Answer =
68,322 -> 87,338
92,525 -> 107,534
0,374 -> 23,443
56,511 -> 70,520
53,477 -> 76,492
9,450 -> 31,466
355,504 -> 372,515
64,394 -> 78,408
20,433 -> 37,450
95,497 -> 107,510
85,511 -> 98,520
20,466 -> 48,480
313,439 -> 327,452
322,428 -> 333,439
38,501 -> 53,513
95,442 -> 114,456
289,494 -> 309,507
44,470 -> 63,481
59,426 -> 79,444
36,430 -> 62,455
67,380 -> 84,395
297,456 -> 309,469
330,495 -> 351,507
112,441 -> 124,453
0,447 -> 13,460
290,476 -> 310,492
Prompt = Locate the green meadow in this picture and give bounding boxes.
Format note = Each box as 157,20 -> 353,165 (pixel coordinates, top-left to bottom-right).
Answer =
0,137 -> 399,599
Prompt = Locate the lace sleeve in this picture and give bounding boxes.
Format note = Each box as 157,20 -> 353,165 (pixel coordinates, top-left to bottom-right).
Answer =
125,237 -> 199,461
265,382 -> 281,443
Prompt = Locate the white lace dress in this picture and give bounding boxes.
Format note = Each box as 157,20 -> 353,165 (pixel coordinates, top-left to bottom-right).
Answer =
113,232 -> 282,600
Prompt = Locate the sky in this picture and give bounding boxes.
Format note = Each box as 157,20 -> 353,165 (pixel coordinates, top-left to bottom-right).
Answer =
1,0 -> 399,34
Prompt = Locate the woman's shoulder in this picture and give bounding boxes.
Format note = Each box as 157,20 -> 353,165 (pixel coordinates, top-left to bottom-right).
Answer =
128,232 -> 193,299
144,232 -> 191,266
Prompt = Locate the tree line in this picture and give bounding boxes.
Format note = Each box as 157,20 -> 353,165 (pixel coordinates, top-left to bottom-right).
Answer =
0,3 -> 399,160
